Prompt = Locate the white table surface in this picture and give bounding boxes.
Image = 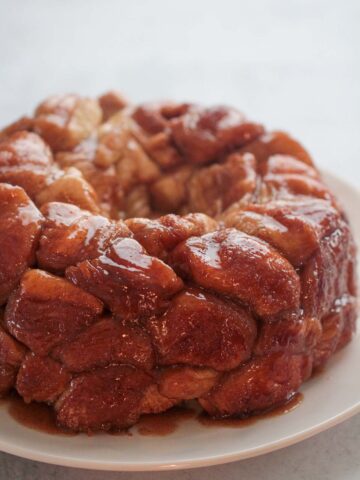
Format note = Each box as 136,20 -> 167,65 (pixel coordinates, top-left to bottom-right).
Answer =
0,0 -> 359,478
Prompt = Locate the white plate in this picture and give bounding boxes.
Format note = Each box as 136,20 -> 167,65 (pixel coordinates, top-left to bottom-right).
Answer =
0,171 -> 359,471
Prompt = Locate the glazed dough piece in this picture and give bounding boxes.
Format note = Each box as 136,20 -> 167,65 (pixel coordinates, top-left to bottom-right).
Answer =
126,212 -> 217,260
0,132 -> 53,198
131,102 -> 187,169
0,325 -> 27,397
170,105 -> 264,165
157,366 -> 219,400
5,269 -> 103,355
33,94 -> 102,152
0,184 -> 44,305
222,198 -> 342,266
170,228 -> 300,319
148,288 -> 256,371
16,353 -> 71,403
239,131 -> 314,166
35,167 -> 101,214
184,152 -> 257,216
199,352 -> 312,417
56,365 -> 152,432
98,91 -> 128,120
66,237 -> 183,320
53,316 -> 154,372
37,202 -> 131,273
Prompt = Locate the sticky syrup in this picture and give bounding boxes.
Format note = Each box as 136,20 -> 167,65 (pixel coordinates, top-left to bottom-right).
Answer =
1,393 -> 303,436
197,392 -> 303,428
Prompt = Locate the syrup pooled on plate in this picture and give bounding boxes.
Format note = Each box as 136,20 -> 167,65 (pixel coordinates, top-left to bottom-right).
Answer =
4,393 -> 75,436
1,393 -> 303,437
136,406 -> 196,436
197,393 -> 304,428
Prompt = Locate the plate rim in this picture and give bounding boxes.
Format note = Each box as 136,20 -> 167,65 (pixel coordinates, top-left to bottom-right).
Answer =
0,169 -> 359,472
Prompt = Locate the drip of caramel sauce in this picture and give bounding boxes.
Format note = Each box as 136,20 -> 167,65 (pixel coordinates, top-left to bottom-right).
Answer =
0,392 -> 303,436
198,392 -> 303,428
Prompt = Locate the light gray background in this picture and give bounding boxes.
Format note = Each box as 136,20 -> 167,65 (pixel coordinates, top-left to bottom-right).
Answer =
0,0 -> 359,478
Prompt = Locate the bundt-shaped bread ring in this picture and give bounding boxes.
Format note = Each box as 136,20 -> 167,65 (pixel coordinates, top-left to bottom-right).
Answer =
0,92 -> 357,432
